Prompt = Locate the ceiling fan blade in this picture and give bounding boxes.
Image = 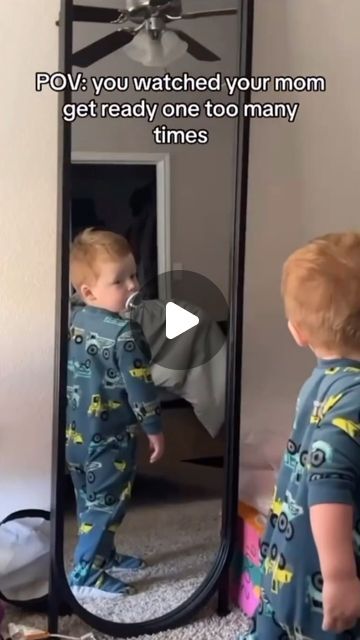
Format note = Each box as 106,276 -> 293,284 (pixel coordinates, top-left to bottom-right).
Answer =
181,9 -> 237,19
72,30 -> 135,68
73,5 -> 124,23
150,0 -> 172,5
173,30 -> 220,61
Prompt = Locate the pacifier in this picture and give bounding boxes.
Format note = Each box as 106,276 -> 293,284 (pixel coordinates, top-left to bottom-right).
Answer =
125,291 -> 142,311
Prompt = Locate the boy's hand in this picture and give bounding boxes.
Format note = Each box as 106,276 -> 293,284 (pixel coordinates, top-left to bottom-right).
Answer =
148,433 -> 165,463
322,577 -> 360,632
310,504 -> 359,632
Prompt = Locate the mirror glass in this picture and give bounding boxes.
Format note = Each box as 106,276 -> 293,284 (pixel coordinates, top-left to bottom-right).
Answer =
63,0 -> 240,623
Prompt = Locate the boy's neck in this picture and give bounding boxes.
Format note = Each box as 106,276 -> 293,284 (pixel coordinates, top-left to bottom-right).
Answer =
312,346 -> 360,361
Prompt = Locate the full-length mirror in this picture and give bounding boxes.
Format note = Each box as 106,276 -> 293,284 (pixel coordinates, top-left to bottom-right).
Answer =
52,0 -> 253,633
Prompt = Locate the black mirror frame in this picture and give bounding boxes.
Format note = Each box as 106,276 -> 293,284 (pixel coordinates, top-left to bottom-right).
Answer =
48,0 -> 254,636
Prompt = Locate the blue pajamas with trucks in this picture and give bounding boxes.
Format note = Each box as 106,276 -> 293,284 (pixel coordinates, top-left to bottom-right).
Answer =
66,305 -> 161,591
240,359 -> 360,640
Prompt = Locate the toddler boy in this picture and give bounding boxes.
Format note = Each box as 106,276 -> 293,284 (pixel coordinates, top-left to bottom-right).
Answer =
66,228 -> 164,598
241,232 -> 360,639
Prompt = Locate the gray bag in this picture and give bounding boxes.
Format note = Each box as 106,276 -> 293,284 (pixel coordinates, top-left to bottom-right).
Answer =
0,509 -> 69,614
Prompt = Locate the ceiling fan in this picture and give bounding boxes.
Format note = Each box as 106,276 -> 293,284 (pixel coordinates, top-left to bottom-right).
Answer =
72,1 -> 237,68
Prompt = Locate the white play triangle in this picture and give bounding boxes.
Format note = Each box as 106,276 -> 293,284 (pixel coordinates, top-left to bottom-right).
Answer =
165,302 -> 199,339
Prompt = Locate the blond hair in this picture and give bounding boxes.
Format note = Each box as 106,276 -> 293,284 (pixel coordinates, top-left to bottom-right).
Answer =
70,228 -> 131,290
281,232 -> 360,351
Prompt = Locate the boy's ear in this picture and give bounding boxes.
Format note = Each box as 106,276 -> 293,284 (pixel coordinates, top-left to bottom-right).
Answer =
288,320 -> 309,347
80,283 -> 95,302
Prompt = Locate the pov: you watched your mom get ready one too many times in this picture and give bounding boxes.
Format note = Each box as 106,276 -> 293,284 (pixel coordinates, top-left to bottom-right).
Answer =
35,71 -> 327,143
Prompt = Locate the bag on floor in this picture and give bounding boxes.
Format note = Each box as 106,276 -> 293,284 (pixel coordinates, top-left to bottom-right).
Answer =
0,509 -> 51,613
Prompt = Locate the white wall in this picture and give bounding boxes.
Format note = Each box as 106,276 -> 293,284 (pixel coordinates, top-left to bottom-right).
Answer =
240,0 -> 360,511
0,0 -> 59,520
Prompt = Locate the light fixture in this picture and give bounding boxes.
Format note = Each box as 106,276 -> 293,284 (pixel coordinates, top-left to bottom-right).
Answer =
123,29 -> 188,67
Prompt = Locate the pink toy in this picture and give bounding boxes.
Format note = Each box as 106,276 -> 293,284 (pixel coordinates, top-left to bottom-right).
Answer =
231,502 -> 266,616
238,502 -> 267,565
235,570 -> 261,616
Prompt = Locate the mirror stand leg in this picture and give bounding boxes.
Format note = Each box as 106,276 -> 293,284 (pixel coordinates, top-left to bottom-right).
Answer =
47,568 -> 59,634
217,567 -> 231,617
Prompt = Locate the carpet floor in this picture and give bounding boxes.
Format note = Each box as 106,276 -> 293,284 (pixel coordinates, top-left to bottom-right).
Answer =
3,497 -> 250,638
64,498 -> 222,622
3,602 -> 249,640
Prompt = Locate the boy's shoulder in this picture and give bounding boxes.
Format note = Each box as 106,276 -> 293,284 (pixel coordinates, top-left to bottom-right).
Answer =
70,305 -> 134,339
320,362 -> 360,394
316,364 -> 360,424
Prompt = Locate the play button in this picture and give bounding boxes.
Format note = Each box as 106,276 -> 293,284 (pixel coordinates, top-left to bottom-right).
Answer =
166,302 -> 199,339
127,270 -> 228,371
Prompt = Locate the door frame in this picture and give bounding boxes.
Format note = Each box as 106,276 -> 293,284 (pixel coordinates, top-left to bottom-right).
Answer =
71,151 -> 171,298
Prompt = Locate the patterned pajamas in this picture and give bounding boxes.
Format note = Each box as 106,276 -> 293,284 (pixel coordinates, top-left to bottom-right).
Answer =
66,305 -> 162,592
239,359 -> 360,640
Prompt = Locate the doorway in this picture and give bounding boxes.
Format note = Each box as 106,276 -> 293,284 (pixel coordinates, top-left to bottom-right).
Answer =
71,151 -> 171,299
71,162 -> 158,297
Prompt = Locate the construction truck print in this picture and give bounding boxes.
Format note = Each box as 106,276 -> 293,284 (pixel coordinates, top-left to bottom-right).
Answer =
289,438 -> 334,492
264,544 -> 294,594
284,439 -> 306,471
129,359 -> 153,383
69,326 -> 85,344
120,481 -> 132,502
306,572 -> 323,613
269,490 -> 304,540
67,385 -> 81,410
257,588 -> 278,622
85,332 -> 115,359
79,522 -> 94,535
132,400 -> 160,423
308,440 -> 333,469
113,459 -> 127,472
277,491 -> 304,541
103,367 -> 122,390
68,359 -> 91,380
85,460 -> 102,485
79,488 -> 118,513
87,394 -> 122,420
325,365 -> 360,376
332,417 -> 360,439
65,422 -> 84,445
88,432 -> 129,452
310,393 -> 343,425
